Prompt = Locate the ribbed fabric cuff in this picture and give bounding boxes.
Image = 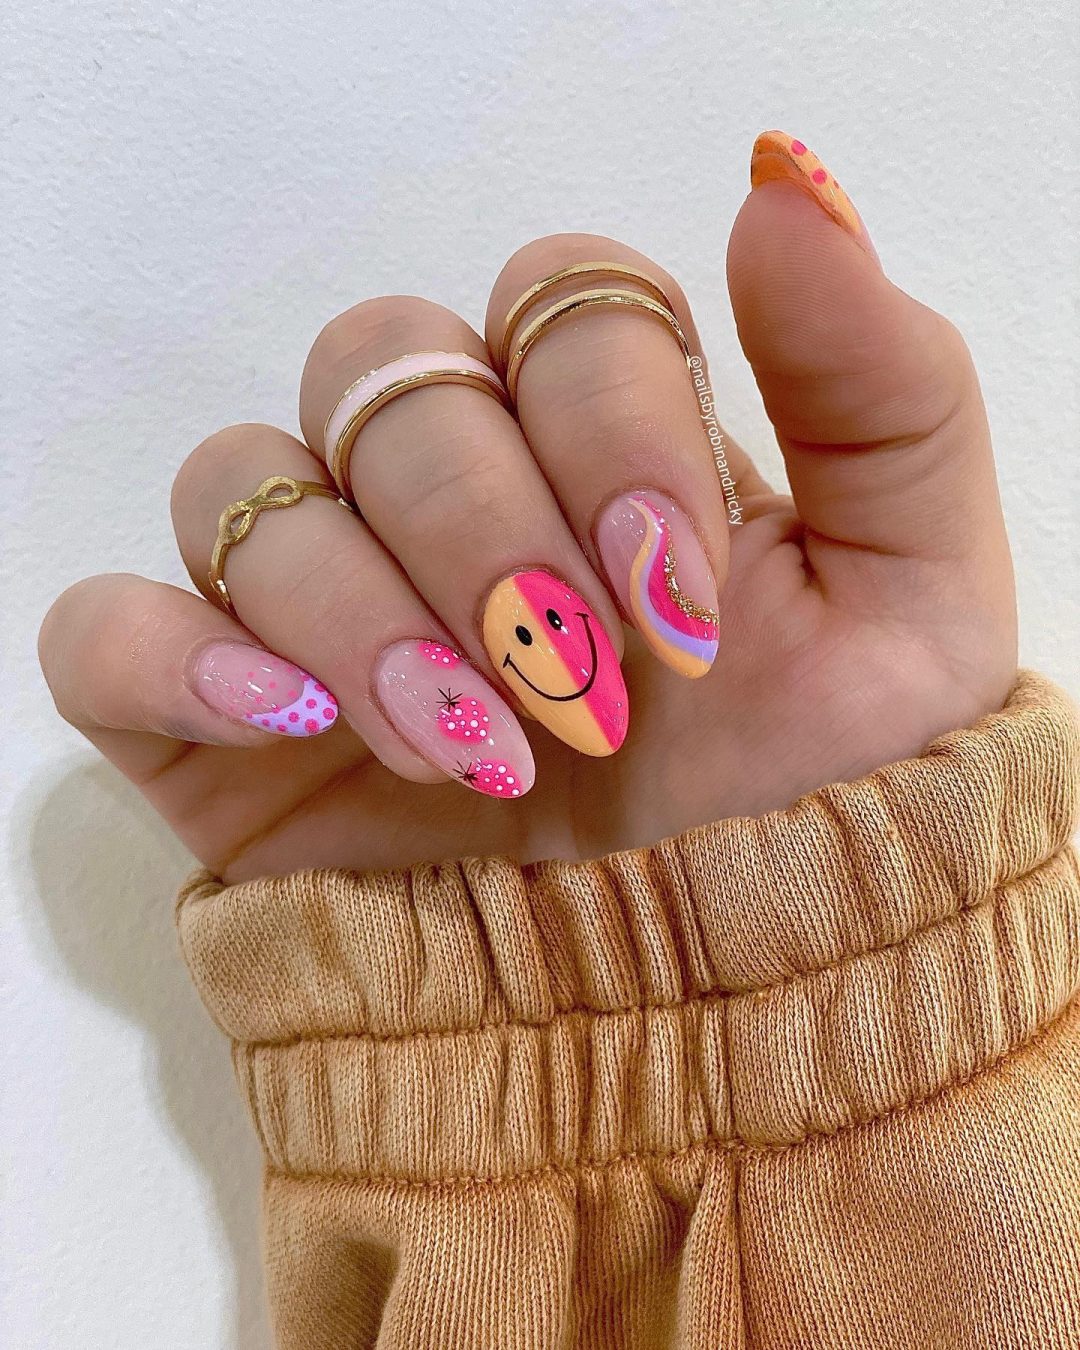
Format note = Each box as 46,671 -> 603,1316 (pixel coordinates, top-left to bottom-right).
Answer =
177,672 -> 1080,1181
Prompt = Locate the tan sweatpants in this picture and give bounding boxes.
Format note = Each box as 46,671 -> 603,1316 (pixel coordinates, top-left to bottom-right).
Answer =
179,674 -> 1080,1348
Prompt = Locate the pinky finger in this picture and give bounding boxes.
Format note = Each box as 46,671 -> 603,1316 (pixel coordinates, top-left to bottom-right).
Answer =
38,573 -> 341,780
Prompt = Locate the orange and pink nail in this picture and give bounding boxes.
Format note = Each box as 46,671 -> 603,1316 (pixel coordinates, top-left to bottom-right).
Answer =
750,130 -> 873,254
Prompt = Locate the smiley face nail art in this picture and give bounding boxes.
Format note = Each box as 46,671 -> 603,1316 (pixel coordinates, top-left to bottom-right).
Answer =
483,570 -> 628,756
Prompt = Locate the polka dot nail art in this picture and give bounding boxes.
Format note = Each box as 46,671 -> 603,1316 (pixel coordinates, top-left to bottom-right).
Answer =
192,643 -> 337,737
750,130 -> 873,254
375,639 -> 535,798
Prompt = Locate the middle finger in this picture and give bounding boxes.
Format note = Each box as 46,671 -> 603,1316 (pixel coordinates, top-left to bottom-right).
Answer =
299,296 -> 630,758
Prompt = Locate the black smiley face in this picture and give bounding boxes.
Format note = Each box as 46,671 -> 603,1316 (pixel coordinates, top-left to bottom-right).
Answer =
502,608 -> 598,702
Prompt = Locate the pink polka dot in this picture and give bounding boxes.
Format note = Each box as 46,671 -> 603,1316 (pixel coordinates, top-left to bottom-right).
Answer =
811,167 -> 827,185
288,711 -> 299,722
268,681 -> 277,690
277,724 -> 287,732
261,719 -> 271,727
314,683 -> 326,693
306,698 -> 317,709
791,139 -> 807,155
322,706 -> 336,720
304,718 -> 319,734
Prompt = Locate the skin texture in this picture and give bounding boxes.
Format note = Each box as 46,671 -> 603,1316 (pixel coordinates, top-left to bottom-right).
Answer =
39,142 -> 1017,882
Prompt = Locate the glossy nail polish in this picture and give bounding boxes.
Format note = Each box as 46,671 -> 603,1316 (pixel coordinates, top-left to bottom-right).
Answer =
596,491 -> 718,679
192,643 -> 338,735
750,130 -> 874,254
482,571 -> 628,757
375,640 -> 535,798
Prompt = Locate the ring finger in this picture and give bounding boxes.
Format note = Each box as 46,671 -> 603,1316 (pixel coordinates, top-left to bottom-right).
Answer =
299,296 -> 630,757
171,424 -> 537,798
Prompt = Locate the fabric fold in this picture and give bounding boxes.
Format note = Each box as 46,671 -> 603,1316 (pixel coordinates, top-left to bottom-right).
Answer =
177,672 -> 1080,1179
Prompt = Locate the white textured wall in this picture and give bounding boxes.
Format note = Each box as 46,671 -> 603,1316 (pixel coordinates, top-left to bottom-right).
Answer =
4,1 -> 1078,1345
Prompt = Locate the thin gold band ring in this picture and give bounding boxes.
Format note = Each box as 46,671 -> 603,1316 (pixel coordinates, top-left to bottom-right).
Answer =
504,289 -> 691,403
497,261 -> 678,372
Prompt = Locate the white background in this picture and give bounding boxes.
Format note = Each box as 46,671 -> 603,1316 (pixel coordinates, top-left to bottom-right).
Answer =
3,1 -> 1078,1345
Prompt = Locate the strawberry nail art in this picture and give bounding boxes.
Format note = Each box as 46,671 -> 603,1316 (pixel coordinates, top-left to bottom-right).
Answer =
596,491 -> 719,679
375,639 -> 534,798
750,130 -> 874,255
192,643 -> 338,736
482,571 -> 628,757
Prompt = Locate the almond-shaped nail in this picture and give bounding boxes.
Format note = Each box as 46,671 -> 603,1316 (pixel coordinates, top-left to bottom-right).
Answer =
191,643 -> 338,735
750,130 -> 875,256
482,571 -> 628,757
376,640 -> 535,798
596,491 -> 718,679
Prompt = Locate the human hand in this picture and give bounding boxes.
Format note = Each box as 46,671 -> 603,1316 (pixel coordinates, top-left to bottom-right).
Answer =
39,133 -> 1016,881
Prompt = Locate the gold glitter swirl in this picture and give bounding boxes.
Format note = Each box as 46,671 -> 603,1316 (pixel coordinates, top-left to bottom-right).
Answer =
663,541 -> 719,624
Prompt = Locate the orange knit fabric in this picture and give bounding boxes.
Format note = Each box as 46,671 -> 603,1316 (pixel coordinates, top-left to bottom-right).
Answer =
179,672 -> 1080,1347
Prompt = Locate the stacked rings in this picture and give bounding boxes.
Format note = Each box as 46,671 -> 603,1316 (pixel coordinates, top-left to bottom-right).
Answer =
323,351 -> 511,500
496,261 -> 691,402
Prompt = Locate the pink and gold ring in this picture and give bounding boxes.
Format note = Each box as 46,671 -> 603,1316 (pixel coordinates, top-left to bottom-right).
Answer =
324,351 -> 511,500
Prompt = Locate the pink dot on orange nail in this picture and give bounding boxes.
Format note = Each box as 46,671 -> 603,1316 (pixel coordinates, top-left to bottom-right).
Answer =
791,139 -> 807,155
812,168 -> 828,184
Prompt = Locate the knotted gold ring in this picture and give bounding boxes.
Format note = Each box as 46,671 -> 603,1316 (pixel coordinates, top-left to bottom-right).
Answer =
208,475 -> 352,614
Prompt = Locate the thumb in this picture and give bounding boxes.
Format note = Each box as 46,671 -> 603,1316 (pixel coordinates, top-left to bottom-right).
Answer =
728,131 -> 1009,591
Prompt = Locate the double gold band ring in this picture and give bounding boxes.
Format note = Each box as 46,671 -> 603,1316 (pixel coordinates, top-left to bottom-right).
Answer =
323,351 -> 511,501
209,475 -> 352,614
498,262 -> 690,403
504,288 -> 691,403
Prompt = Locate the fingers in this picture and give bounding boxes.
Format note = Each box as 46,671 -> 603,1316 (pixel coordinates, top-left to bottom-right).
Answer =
299,297 -> 629,757
171,424 -> 536,797
728,132 -> 1011,604
38,572 -> 340,781
485,236 -> 740,680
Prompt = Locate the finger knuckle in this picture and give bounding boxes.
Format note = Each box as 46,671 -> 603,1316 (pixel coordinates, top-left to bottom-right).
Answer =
306,295 -> 455,370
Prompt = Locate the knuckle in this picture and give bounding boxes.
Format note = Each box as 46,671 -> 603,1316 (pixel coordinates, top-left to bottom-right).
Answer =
171,423 -> 286,517
39,574 -> 145,722
306,295 -> 455,369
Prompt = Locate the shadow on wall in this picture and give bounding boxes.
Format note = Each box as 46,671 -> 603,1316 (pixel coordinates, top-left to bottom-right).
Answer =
24,757 -> 268,1350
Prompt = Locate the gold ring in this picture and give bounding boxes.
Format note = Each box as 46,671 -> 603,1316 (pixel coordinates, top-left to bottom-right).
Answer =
208,475 -> 352,614
504,289 -> 691,403
497,261 -> 678,372
323,351 -> 510,501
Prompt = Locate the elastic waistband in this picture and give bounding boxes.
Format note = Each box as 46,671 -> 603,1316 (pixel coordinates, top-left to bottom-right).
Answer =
178,672 -> 1080,1181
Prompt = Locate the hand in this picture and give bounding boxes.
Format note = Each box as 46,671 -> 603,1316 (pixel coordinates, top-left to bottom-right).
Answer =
39,134 -> 1016,882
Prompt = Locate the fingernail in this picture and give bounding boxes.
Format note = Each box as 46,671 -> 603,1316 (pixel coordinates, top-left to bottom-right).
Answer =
596,491 -> 719,679
482,571 -> 628,757
375,640 -> 535,798
191,643 -> 338,736
751,130 -> 876,256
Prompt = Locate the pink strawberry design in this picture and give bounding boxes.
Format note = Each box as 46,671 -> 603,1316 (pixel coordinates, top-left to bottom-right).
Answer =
456,759 -> 522,798
419,641 -> 460,668
437,689 -> 491,743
